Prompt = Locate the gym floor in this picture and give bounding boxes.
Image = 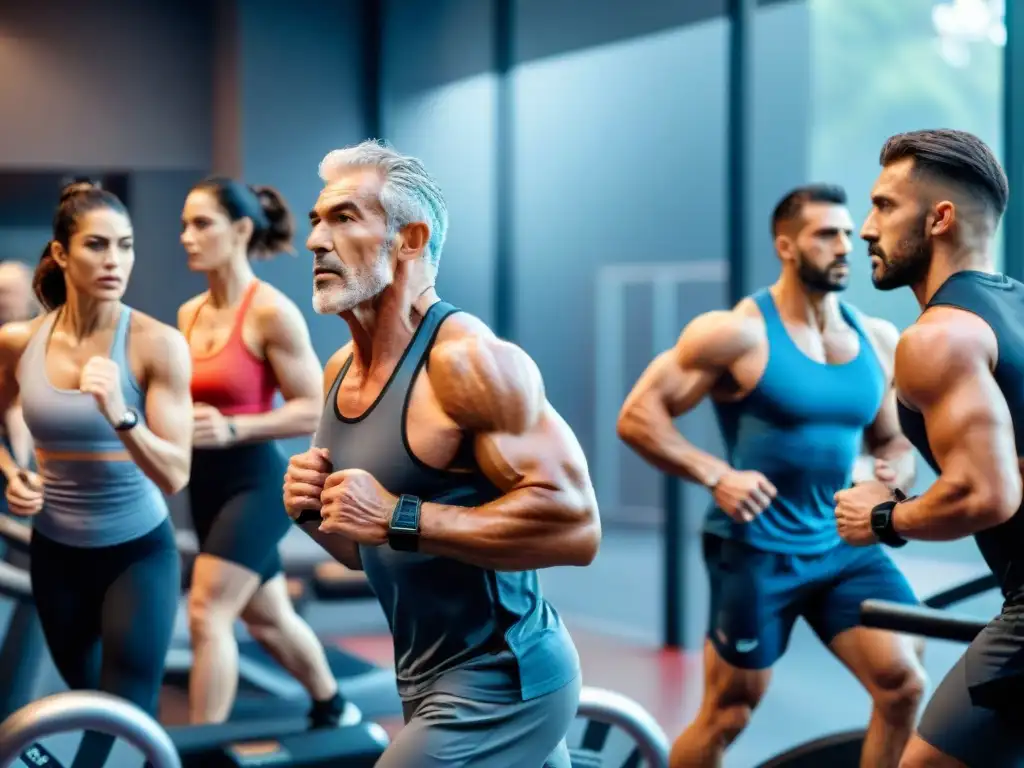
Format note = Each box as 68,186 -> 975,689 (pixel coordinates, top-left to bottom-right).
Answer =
4,530 -> 1001,767
296,530 -> 1000,767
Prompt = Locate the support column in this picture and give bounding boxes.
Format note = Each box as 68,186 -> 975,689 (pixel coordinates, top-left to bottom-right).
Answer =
1004,0 -> 1023,280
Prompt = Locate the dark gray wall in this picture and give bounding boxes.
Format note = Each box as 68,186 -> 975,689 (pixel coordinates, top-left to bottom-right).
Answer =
374,0 -> 812,529
381,0 -> 500,326
125,172 -> 210,326
746,1 -> 812,290
234,0 -> 372,454
511,2 -> 732,526
0,0 -> 213,169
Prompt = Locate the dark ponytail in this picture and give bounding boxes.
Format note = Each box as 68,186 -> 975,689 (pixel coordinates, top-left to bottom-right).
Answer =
33,243 -> 66,312
193,178 -> 295,260
249,185 -> 295,259
33,181 -> 129,311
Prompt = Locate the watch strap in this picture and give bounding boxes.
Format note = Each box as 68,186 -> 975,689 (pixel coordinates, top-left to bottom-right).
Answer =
871,499 -> 908,548
294,509 -> 322,526
113,407 -> 139,432
388,495 -> 422,552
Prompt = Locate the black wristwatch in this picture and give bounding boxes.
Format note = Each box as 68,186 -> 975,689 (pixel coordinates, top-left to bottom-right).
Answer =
113,407 -> 139,432
388,495 -> 422,552
294,509 -> 322,526
871,492 -> 910,548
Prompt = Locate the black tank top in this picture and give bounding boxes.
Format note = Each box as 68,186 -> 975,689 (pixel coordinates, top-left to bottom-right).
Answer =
313,301 -> 579,701
898,271 -> 1024,603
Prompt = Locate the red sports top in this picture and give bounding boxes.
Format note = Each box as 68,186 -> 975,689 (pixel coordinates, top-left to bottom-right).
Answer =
187,280 -> 276,415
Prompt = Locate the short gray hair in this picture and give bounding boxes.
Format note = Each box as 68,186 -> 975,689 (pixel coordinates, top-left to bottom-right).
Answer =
318,140 -> 448,267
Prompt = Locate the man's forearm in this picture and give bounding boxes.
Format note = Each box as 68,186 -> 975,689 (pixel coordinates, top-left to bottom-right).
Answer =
418,487 -> 599,571
619,409 -> 729,486
892,476 -> 995,541
296,520 -> 364,571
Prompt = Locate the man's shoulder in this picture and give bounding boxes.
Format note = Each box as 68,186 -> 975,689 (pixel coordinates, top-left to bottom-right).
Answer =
896,309 -> 995,393
323,342 -> 354,393
678,302 -> 763,366
433,309 -> 494,345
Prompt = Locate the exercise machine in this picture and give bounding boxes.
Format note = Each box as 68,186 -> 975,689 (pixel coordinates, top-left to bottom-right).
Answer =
755,574 -> 996,768
568,687 -> 671,768
0,690 -> 182,768
0,525 -> 389,767
168,530 -> 399,722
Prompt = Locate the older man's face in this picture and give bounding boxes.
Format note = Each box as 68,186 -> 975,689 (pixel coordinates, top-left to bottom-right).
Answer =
306,168 -> 394,315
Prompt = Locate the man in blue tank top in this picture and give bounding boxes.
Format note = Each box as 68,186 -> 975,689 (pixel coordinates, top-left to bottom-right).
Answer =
619,185 -> 925,768
836,129 -> 1024,768
281,141 -> 598,767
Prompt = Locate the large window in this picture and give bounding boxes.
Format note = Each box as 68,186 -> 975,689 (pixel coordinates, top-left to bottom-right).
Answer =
810,0 -> 1005,312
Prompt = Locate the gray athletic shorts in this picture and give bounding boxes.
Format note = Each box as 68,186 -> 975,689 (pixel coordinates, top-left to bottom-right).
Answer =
376,675 -> 582,767
919,612 -> 1024,767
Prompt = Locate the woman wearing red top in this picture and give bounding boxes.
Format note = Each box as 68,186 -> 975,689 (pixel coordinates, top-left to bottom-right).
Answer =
178,178 -> 343,726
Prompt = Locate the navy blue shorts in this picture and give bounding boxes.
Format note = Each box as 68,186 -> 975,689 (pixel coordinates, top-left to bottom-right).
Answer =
703,533 -> 918,669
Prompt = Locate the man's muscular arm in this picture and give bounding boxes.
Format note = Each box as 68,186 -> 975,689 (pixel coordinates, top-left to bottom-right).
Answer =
616,310 -> 750,486
417,331 -> 600,571
891,308 -> 1021,540
855,316 -> 916,488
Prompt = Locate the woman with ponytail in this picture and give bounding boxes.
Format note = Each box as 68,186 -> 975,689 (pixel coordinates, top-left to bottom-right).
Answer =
178,178 -> 345,727
0,182 -> 193,767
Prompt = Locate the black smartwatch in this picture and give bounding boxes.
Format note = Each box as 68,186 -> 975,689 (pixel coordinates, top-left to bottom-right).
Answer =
871,496 -> 910,548
388,495 -> 422,552
294,509 -> 322,526
113,407 -> 139,432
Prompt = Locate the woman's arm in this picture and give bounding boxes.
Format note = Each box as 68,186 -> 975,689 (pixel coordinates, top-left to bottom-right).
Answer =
103,323 -> 193,494
4,400 -> 32,468
0,321 -> 39,481
228,295 -> 322,443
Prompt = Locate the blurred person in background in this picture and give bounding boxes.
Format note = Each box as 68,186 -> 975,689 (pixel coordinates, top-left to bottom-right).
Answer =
619,184 -> 925,768
178,177 -> 346,727
0,260 -> 37,486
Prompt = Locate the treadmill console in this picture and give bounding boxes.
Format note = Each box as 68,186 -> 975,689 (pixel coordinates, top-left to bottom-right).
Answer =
227,740 -> 292,765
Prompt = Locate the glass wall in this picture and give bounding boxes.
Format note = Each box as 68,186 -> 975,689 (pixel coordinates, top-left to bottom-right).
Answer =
809,0 -> 1005,330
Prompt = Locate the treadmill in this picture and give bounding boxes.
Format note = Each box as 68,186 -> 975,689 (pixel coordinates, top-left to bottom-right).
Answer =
169,529 -> 400,722
0,519 -> 389,767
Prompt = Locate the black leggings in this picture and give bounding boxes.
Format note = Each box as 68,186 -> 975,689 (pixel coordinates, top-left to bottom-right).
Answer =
188,442 -> 293,582
30,519 -> 180,768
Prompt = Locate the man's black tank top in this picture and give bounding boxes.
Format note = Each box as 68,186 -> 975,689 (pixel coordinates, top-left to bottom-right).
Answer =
313,301 -> 579,702
897,271 -> 1024,604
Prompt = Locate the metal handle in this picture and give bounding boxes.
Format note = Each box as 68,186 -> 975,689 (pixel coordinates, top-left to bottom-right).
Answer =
0,560 -> 31,601
0,691 -> 181,768
577,686 -> 670,768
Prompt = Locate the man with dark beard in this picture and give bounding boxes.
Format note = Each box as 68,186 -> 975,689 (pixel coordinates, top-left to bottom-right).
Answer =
619,184 -> 925,768
280,140 -> 599,766
835,129 -> 1024,768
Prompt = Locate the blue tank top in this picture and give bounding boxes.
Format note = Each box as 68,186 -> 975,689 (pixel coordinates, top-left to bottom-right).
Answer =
898,271 -> 1024,603
703,289 -> 886,554
313,301 -> 579,702
17,307 -> 168,548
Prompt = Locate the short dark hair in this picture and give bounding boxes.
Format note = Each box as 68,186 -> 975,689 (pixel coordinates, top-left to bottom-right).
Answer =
191,177 -> 295,260
879,129 -> 1008,218
35,181 -> 129,311
771,184 -> 847,236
